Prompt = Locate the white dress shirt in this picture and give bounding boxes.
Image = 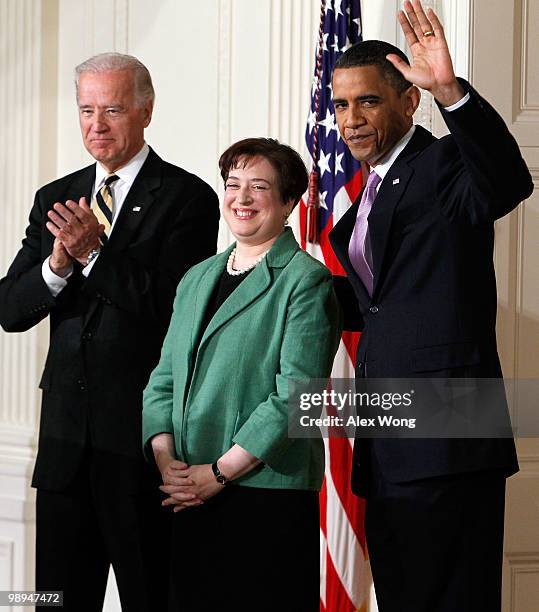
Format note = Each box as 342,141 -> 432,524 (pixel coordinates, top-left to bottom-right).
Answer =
42,143 -> 150,296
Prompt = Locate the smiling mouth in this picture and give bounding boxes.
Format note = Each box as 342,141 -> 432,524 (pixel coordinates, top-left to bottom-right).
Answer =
233,208 -> 258,219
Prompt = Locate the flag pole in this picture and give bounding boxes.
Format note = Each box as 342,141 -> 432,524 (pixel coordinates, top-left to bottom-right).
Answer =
305,0 -> 326,244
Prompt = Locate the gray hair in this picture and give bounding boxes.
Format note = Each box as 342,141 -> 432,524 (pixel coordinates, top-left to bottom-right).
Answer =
75,52 -> 155,106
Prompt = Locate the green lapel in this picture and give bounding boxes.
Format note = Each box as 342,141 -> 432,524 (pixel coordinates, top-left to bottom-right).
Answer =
198,228 -> 299,349
188,247 -> 233,351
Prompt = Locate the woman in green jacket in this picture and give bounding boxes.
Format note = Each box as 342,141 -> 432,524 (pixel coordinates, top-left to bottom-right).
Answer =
142,138 -> 341,611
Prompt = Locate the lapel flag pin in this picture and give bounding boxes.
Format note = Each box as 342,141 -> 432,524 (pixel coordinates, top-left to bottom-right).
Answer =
132,206 -> 142,212
393,178 -> 400,185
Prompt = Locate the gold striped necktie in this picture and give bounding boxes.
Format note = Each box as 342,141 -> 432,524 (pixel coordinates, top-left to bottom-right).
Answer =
93,174 -> 120,241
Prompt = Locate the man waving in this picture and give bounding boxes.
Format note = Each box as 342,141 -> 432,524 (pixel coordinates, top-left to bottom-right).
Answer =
329,2 -> 533,610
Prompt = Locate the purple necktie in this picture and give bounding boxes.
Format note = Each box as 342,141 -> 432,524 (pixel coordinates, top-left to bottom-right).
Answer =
348,171 -> 381,296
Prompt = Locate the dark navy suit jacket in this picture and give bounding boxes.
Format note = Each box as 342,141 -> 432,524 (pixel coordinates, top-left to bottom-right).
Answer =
329,82 -> 533,491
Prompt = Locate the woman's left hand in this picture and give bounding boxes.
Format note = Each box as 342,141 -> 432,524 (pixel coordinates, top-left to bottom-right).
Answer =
160,464 -> 224,512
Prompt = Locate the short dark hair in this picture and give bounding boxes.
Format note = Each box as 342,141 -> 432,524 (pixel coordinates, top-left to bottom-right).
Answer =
334,40 -> 412,93
219,138 -> 308,208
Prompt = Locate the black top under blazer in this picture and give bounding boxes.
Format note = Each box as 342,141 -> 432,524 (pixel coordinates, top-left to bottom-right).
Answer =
329,81 -> 534,491
0,148 -> 220,492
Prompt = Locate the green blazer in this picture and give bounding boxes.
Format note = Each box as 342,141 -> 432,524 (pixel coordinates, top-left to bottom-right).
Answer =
142,228 -> 342,491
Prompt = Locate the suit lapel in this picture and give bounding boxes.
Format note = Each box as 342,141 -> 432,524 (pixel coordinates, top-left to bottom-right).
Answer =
82,150 -> 160,329
63,164 -> 95,205
105,148 -> 162,252
369,163 -> 413,296
188,249 -> 234,350
200,263 -> 272,347
330,125 -> 435,302
43,165 -> 95,257
370,126 -> 435,297
329,196 -> 372,309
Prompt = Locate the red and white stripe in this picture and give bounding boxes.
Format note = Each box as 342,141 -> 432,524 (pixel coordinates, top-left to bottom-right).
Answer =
300,179 -> 371,612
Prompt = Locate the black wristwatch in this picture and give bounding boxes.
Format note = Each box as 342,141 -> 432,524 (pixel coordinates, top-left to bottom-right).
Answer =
211,461 -> 229,485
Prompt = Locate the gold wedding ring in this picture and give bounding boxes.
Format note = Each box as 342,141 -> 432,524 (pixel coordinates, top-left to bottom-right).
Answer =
423,30 -> 434,37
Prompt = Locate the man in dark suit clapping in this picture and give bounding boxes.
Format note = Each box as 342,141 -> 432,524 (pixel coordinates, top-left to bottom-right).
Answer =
0,52 -> 219,611
329,1 -> 533,610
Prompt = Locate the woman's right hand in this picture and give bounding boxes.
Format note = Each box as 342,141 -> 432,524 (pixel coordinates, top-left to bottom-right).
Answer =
158,457 -> 189,486
157,457 -> 205,509
151,433 -> 204,509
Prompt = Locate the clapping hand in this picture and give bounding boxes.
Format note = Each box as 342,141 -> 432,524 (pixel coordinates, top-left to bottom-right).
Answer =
387,0 -> 464,107
46,197 -> 105,266
49,238 -> 73,277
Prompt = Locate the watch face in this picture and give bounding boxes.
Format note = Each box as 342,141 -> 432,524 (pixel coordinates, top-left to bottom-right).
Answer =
86,249 -> 99,265
217,474 -> 227,485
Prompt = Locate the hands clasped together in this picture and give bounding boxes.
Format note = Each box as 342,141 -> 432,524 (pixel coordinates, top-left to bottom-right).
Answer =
159,460 -> 224,513
46,197 -> 104,275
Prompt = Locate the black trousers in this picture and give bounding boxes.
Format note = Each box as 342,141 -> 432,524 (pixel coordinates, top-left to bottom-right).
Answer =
35,448 -> 170,612
364,449 -> 507,612
168,485 -> 320,612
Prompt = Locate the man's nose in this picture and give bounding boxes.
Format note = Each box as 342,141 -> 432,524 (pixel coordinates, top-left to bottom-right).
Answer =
90,113 -> 109,132
344,105 -> 366,128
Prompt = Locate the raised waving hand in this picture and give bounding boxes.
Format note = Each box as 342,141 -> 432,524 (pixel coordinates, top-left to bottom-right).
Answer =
387,0 -> 464,107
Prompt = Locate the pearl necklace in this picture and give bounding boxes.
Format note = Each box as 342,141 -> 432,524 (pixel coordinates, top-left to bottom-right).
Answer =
226,248 -> 268,276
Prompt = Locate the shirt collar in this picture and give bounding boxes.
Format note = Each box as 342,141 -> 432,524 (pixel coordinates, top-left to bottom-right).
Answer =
94,142 -> 150,189
371,125 -> 416,182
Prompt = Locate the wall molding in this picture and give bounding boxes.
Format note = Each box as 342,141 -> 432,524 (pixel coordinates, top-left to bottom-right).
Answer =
528,165 -> 539,186
0,1 -> 50,595
0,540 -> 14,590
513,203 -> 524,381
216,0 -> 233,252
0,0 -> 44,432
217,0 -> 232,180
517,454 -> 539,473
114,0 -> 129,53
82,0 -> 129,58
515,0 -> 539,121
507,554 -> 539,612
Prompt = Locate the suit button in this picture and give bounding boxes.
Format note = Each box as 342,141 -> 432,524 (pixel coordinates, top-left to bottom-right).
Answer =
82,332 -> 92,341
96,292 -> 102,299
106,299 -> 112,305
369,306 -> 379,314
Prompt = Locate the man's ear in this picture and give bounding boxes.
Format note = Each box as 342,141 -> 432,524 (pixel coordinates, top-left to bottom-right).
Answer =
404,85 -> 421,118
142,101 -> 154,128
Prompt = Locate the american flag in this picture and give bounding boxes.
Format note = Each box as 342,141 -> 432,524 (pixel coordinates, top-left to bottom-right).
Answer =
299,1 -> 370,611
